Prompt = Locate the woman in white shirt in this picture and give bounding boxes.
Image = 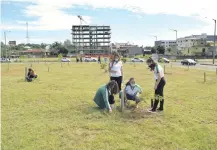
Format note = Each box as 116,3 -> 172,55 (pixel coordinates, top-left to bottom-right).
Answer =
108,51 -> 123,106
109,51 -> 123,91
146,57 -> 166,112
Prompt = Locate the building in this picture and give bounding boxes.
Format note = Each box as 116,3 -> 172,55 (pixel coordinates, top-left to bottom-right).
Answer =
19,49 -> 50,58
71,25 -> 111,55
177,34 -> 207,50
154,40 -> 177,49
8,41 -> 16,46
111,42 -> 143,57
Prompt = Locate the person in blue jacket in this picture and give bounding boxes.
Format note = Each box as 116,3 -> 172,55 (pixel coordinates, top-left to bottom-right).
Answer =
120,78 -> 142,108
93,80 -> 119,113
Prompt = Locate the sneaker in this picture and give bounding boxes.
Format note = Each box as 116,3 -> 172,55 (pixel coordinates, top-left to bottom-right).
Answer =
147,109 -> 156,113
157,108 -> 163,111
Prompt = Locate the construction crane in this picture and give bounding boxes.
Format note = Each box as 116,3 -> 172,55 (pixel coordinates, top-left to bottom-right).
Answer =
77,15 -> 87,55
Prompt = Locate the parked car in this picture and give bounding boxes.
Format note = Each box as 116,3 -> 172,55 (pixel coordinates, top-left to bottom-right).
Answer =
181,59 -> 196,66
0,58 -> 11,63
84,56 -> 97,62
61,58 -> 71,62
158,57 -> 170,63
131,58 -> 145,62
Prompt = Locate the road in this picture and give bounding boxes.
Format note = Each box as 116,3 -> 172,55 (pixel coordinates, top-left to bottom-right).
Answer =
170,62 -> 217,71
2,61 -> 217,71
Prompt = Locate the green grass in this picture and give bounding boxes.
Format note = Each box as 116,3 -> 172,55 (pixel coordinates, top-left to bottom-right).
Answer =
2,62 -> 217,150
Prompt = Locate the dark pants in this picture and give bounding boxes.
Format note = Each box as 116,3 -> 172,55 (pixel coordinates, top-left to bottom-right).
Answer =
152,78 -> 166,111
110,76 -> 122,91
26,75 -> 38,82
109,95 -> 115,104
155,78 -> 166,97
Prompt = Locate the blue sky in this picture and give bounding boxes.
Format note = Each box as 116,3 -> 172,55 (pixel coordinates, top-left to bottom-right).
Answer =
1,0 -> 216,46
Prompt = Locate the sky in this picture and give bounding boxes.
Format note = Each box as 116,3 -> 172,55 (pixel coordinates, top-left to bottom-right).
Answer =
1,0 -> 217,46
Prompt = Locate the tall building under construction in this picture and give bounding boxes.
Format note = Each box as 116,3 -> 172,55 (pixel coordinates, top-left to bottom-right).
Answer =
71,25 -> 111,55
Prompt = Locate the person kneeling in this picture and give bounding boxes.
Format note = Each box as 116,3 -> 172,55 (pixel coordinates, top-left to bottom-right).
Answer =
120,78 -> 142,108
26,68 -> 38,82
93,80 -> 119,113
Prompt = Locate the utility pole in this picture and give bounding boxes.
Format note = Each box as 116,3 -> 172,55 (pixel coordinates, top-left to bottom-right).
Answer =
213,19 -> 216,64
153,36 -> 157,54
170,29 -> 178,56
77,15 -> 87,55
26,22 -> 29,44
4,30 -> 11,58
205,17 -> 216,64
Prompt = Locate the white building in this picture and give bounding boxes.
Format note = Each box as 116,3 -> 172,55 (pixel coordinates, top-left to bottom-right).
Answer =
111,42 -> 142,56
177,33 -> 207,50
154,40 -> 177,49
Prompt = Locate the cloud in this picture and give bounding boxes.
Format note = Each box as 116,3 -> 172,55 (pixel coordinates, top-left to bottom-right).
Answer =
2,0 -> 217,45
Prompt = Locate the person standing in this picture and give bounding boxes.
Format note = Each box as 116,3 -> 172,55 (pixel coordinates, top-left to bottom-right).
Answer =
98,55 -> 101,64
146,57 -> 166,112
109,51 -> 123,91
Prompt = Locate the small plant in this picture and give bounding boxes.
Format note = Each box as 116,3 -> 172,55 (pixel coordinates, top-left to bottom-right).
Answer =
58,53 -> 63,61
100,63 -> 108,72
121,58 -> 127,63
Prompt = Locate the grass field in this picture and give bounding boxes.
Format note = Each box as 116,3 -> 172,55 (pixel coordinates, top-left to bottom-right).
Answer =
1,62 -> 217,150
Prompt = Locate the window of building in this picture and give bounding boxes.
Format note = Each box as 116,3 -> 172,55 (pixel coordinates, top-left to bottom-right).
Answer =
201,43 -> 204,45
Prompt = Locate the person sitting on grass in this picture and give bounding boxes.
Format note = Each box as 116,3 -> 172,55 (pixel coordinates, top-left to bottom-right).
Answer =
26,68 -> 38,82
93,80 -> 119,113
120,78 -> 142,108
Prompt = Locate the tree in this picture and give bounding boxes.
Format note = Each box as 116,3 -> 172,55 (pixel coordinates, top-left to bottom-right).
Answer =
157,46 -> 165,54
167,48 -> 171,53
63,39 -> 71,47
41,43 -> 47,49
58,47 -> 68,56
151,47 -> 156,53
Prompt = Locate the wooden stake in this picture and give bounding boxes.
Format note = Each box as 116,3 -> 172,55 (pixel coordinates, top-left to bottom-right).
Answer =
24,67 -> 27,81
204,72 -> 206,82
48,66 -> 50,72
188,64 -> 189,70
7,62 -> 9,71
61,62 -> 63,67
121,90 -> 125,112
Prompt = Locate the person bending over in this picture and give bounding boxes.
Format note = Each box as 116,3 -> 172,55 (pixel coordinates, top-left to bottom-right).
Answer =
26,68 -> 38,82
93,80 -> 119,113
146,57 -> 166,112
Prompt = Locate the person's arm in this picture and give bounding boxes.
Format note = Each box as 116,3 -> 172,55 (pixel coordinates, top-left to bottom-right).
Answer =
154,68 -> 163,90
125,86 -> 130,94
120,61 -> 123,76
109,62 -> 117,73
102,88 -> 112,111
136,84 -> 142,93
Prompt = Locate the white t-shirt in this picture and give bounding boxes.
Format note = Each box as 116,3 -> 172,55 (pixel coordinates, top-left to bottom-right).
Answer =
154,64 -> 164,80
110,61 -> 123,77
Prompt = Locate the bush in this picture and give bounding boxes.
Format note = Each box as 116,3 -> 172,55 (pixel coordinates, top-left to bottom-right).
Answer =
100,63 -> 108,72
121,58 -> 127,63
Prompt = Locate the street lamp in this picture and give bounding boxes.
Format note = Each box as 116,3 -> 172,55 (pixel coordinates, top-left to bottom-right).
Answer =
170,29 -> 178,56
4,30 -> 11,58
206,17 -> 216,64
